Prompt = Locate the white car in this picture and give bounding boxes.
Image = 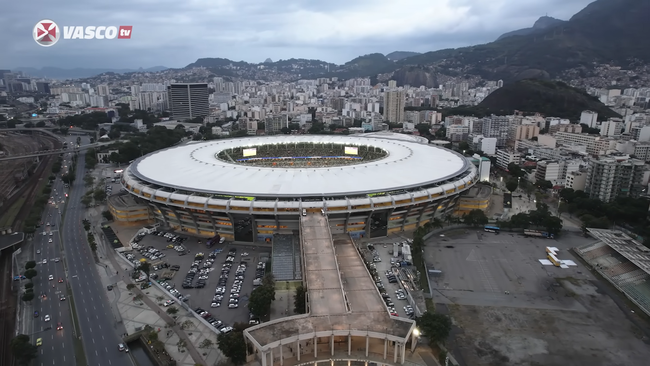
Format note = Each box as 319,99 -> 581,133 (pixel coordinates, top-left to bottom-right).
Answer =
163,300 -> 174,307
48,275 -> 54,281
44,315 -> 51,322
48,238 -> 53,243
36,250 -> 41,254
42,259 -> 47,264
49,232 -> 53,236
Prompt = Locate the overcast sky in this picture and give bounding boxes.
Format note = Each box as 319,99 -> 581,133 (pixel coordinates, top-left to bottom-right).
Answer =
1,0 -> 596,70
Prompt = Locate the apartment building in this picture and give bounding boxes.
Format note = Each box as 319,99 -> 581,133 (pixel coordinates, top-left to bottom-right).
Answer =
509,124 -> 539,143
383,90 -> 405,123
600,119 -> 624,137
566,170 -> 588,191
167,83 -> 209,120
480,115 -> 511,147
584,157 -> 646,202
555,132 -> 616,156
468,134 -> 497,155
535,160 -> 563,185
446,125 -> 469,142
496,149 -> 521,170
580,110 -> 598,128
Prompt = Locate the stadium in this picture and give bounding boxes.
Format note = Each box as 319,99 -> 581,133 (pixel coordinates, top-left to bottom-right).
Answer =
120,132 -> 478,242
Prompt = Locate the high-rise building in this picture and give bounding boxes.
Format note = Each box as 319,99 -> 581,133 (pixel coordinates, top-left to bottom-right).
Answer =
383,90 -> 405,123
36,82 -> 50,94
97,84 -> 110,96
167,83 -> 209,120
584,157 -> 646,202
580,110 -> 598,128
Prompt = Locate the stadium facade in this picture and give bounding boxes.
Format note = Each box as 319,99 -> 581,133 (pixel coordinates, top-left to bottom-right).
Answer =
120,133 -> 478,241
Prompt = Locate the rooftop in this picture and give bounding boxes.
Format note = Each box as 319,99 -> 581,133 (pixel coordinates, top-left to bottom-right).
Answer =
130,134 -> 468,197
586,228 -> 650,274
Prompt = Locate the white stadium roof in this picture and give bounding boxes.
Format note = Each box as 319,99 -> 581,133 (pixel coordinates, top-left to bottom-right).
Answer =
130,134 -> 469,197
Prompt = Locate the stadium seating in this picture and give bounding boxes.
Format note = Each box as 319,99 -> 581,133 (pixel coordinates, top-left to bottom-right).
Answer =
581,244 -> 615,260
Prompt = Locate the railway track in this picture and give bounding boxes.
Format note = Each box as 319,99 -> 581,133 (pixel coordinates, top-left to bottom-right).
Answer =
0,135 -> 60,366
0,252 -> 16,366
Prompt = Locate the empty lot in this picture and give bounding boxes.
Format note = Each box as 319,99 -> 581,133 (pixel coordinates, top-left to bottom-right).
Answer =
426,230 -> 650,366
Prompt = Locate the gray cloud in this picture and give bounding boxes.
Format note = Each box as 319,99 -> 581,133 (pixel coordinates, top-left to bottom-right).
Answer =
0,0 -> 595,70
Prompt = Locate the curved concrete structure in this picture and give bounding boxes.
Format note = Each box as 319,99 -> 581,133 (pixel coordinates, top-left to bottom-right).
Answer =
121,133 -> 477,241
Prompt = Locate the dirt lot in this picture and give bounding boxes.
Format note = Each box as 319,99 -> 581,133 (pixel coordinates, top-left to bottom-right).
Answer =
448,278 -> 650,366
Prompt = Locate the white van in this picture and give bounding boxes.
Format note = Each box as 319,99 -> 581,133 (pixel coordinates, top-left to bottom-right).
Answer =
302,209 -> 307,216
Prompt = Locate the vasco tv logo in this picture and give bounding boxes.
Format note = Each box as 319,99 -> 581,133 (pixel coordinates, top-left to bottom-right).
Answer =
33,19 -> 133,47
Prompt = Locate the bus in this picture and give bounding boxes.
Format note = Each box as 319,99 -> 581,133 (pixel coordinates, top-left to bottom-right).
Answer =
484,225 -> 500,233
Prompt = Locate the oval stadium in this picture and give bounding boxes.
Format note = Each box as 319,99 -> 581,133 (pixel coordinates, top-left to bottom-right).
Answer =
120,132 -> 478,242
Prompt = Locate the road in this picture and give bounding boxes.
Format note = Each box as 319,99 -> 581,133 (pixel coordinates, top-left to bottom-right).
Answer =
59,136 -> 133,366
31,148 -> 76,366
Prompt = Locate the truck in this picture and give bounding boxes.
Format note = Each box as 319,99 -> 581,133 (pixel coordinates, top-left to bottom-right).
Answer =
523,229 -> 554,239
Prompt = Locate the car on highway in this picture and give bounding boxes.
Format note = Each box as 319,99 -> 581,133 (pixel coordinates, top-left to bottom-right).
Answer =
44,315 -> 51,322
118,343 -> 129,352
34,311 -> 39,317
36,338 -> 42,347
46,222 -> 50,226
49,232 -> 53,236
36,250 -> 41,254
54,257 -> 60,262
42,259 -> 47,264
59,294 -> 66,301
48,238 -> 53,243
58,278 -> 64,283
48,275 -> 54,281
56,322 -> 63,330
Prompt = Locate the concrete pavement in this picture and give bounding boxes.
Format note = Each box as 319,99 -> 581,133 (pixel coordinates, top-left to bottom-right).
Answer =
60,137 -> 133,366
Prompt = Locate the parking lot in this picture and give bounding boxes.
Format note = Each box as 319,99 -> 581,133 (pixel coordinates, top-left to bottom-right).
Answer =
425,229 -> 650,366
362,240 -> 415,319
426,229 -> 595,310
124,230 -> 271,331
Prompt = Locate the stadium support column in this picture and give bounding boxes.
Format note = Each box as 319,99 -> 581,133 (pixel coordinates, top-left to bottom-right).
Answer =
150,202 -> 169,227
261,351 -> 267,366
416,200 -> 432,227
185,208 -> 200,234
168,205 -> 185,231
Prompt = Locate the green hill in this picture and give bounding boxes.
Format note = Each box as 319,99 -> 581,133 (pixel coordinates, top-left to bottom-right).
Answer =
474,79 -> 620,121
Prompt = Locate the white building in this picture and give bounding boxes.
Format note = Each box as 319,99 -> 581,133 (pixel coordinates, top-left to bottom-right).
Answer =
580,110 -> 598,128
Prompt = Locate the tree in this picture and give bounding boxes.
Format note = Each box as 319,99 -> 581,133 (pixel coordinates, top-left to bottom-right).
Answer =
543,216 -> 563,235
537,180 -> 553,190
166,306 -> 178,315
10,334 -> 38,365
140,261 -> 151,278
102,210 -> 113,221
24,283 -> 34,290
93,189 -> 107,202
126,284 -> 136,291
248,283 -> 275,318
21,293 -> 35,303
181,320 -> 195,330
24,269 -> 37,280
417,312 -> 452,343
84,175 -> 95,187
507,162 -> 525,178
199,338 -> 214,349
134,294 -> 144,302
505,178 -> 519,192
217,324 -> 250,365
25,261 -> 36,270
462,209 -> 488,227
294,285 -> 307,314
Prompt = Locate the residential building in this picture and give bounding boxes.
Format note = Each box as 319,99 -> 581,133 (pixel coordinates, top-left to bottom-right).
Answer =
584,157 -> 646,202
480,115 -> 511,147
566,170 -> 588,191
580,110 -> 598,128
383,90 -> 406,123
535,160 -> 563,185
265,115 -> 289,134
446,125 -> 469,142
555,132 -> 616,156
600,119 -> 623,137
468,134 -> 497,155
496,149 -> 521,170
510,124 -> 539,142
167,83 -> 209,120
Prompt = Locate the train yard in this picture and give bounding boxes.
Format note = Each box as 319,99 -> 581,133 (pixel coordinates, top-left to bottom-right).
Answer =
0,131 -> 62,366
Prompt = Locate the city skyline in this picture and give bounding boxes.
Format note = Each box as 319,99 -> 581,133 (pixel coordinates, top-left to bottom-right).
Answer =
1,0 -> 596,69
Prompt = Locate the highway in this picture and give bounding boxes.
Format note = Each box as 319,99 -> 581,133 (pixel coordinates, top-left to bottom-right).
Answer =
31,164 -> 76,366
60,136 -> 133,366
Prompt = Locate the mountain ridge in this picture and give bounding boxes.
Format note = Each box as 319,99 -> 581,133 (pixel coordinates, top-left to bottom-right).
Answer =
10,66 -> 168,79
496,16 -> 566,41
